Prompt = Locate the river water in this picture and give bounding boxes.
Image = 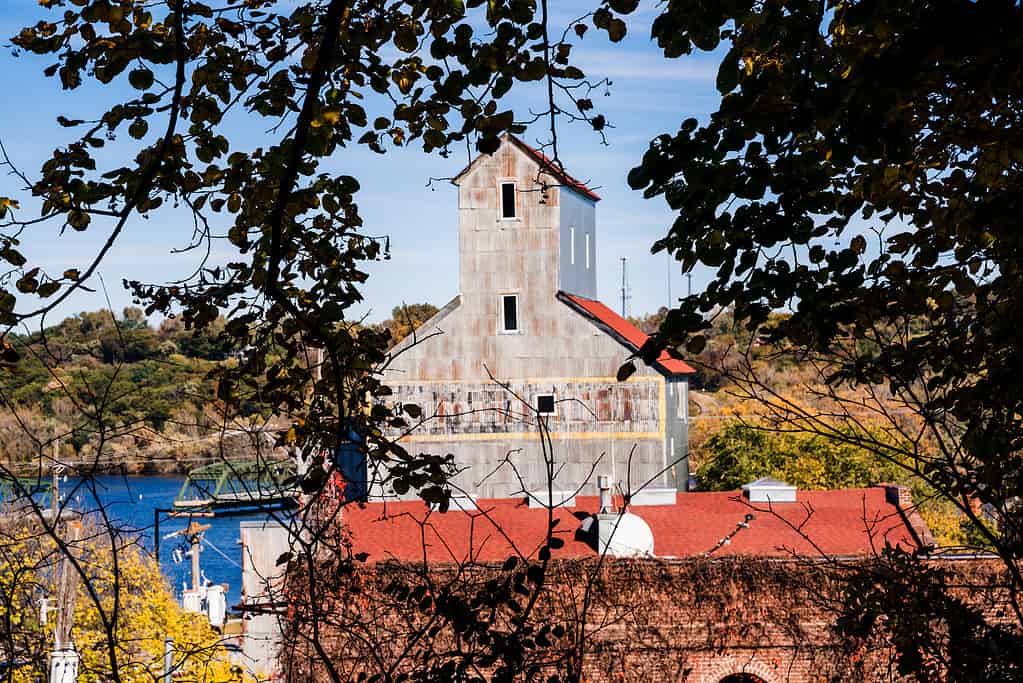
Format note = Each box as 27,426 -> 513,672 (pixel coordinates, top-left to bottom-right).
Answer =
61,475 -> 280,608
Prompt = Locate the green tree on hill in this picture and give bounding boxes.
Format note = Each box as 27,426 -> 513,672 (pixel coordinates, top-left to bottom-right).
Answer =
374,303 -> 440,347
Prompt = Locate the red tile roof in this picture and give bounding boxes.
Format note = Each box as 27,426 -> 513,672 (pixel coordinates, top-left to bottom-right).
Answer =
559,292 -> 696,376
452,134 -> 601,202
340,488 -> 922,565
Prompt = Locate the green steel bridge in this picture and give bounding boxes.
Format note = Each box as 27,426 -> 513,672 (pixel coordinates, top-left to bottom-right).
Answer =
0,472 -> 54,514
3,457 -> 300,514
173,458 -> 300,512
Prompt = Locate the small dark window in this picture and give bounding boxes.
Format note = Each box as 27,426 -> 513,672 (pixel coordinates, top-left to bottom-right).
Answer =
501,182 -> 516,218
536,394 -> 556,415
502,294 -> 518,332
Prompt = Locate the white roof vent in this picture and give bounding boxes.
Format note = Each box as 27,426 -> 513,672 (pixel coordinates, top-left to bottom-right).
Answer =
595,512 -> 654,557
629,487 -> 677,506
742,476 -> 797,503
447,494 -> 478,511
526,489 -> 577,508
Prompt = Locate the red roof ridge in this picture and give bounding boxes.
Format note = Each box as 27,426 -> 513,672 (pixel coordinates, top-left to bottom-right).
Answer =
452,134 -> 601,202
558,292 -> 695,376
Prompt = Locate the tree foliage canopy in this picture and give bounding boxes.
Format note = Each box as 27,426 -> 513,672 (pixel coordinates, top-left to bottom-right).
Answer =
695,420 -> 901,492
628,0 -> 1023,590
1,0 -> 638,503
0,520 -> 236,683
3,0 -> 1023,679
620,1 -> 1023,673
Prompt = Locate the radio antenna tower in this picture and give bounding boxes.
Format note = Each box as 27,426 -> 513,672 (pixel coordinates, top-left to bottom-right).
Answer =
620,257 -> 631,317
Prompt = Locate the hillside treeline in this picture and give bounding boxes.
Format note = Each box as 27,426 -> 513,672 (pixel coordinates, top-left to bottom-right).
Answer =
0,308 -> 233,470
0,305 -> 439,471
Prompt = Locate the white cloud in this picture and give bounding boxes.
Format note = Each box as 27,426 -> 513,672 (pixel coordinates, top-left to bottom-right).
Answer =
575,48 -> 717,82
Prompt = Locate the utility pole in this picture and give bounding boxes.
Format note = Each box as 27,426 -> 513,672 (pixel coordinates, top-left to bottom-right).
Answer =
667,252 -> 672,308
687,272 -> 692,298
166,520 -> 211,613
191,532 -> 201,593
185,521 -> 210,593
53,522 -> 80,652
49,483 -> 80,683
620,257 -> 630,318
51,439 -> 60,521
163,638 -> 174,683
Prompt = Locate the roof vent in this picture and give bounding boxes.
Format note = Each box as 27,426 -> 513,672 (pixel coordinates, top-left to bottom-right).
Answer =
741,477 -> 797,503
526,489 -> 577,509
447,494 -> 478,511
629,487 -> 677,506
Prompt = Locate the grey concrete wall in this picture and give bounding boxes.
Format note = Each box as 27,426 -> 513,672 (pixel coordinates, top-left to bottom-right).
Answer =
558,189 -> 597,298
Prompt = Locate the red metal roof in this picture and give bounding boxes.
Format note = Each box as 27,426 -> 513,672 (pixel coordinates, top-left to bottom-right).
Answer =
452,134 -> 601,202
339,488 -> 922,565
559,292 -> 696,376
508,136 -> 601,202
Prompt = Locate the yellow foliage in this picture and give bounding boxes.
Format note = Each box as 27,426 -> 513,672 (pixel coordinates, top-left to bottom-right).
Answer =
0,520 -> 243,683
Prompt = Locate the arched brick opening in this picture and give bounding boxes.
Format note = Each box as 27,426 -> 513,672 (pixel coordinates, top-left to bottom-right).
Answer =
695,655 -> 781,683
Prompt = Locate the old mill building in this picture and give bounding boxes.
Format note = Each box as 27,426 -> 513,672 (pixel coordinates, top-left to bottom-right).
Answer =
382,134 -> 695,500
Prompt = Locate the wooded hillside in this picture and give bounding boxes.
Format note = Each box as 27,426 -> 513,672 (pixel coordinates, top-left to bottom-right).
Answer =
0,304 -> 438,471
0,308 -> 232,471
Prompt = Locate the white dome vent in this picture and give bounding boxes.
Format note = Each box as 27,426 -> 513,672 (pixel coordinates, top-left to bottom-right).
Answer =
595,511 -> 654,557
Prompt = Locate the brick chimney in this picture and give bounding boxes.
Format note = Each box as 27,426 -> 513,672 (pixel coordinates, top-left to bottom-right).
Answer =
881,483 -> 914,509
878,483 -> 935,550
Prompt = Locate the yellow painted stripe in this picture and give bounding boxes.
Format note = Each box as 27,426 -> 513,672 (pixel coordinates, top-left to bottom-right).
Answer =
401,430 -> 662,443
383,375 -> 660,386
391,375 -> 669,444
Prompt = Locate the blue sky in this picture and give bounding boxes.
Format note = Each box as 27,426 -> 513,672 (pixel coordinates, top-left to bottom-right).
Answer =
0,2 -> 722,325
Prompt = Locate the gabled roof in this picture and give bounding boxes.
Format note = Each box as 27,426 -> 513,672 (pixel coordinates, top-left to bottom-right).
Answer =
559,292 -> 695,376
452,134 -> 601,202
339,487 -> 924,565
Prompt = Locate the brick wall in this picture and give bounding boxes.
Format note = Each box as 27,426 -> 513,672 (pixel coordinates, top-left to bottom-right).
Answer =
283,556 -> 921,682
283,550 -> 1013,683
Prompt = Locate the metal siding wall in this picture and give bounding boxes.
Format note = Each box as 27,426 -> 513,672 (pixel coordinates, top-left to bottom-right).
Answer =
382,139 -> 680,498
665,378 -> 691,491
239,521 -> 290,677
558,189 -> 597,298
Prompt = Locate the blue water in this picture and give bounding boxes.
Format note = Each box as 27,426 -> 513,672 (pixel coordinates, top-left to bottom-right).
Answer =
61,475 -> 282,608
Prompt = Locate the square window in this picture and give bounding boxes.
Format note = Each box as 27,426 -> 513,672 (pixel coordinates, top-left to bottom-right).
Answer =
501,182 -> 516,219
536,394 -> 556,415
501,294 -> 519,332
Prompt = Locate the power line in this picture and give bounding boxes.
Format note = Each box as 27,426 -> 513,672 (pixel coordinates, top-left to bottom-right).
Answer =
203,537 -> 242,570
